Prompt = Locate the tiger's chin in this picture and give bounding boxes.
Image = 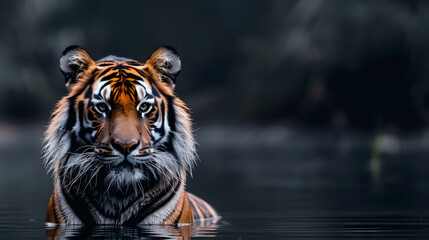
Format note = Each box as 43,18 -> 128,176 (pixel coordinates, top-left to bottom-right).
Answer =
64,154 -> 152,192
95,154 -> 159,190
105,164 -> 146,189
69,151 -> 177,191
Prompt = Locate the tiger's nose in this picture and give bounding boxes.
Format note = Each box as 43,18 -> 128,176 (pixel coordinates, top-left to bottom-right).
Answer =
111,139 -> 139,156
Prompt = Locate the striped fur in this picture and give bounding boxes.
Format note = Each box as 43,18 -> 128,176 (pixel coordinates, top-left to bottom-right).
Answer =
188,193 -> 221,225
43,46 -> 219,225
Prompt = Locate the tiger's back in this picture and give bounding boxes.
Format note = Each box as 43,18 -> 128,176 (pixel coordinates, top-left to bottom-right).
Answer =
187,193 -> 220,222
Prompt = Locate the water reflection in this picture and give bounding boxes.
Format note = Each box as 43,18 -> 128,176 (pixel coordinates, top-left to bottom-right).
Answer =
4,127 -> 429,238
46,221 -> 220,239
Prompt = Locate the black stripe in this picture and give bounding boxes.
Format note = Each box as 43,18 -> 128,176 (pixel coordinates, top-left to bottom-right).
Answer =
122,72 -> 143,80
83,85 -> 93,99
113,63 -> 130,70
165,96 -> 179,160
135,81 -> 145,88
52,194 -> 59,223
87,108 -> 95,121
152,88 -> 161,98
97,62 -> 115,67
99,81 -> 111,95
77,100 -> 91,144
98,68 -> 117,81
152,101 -> 165,146
68,133 -> 83,154
65,79 -> 94,131
65,97 -> 77,131
93,94 -> 103,100
122,181 -> 181,226
133,67 -> 150,77
99,73 -> 119,82
126,60 -> 144,66
174,196 -> 185,224
60,185 -> 97,226
58,161 -> 96,226
166,96 -> 176,132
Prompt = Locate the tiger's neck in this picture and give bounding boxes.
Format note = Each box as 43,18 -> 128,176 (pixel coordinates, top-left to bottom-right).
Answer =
47,172 -> 193,225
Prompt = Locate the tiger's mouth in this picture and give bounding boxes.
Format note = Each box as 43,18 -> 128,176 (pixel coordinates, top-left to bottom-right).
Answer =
62,143 -> 180,197
95,151 -> 155,165
95,145 -> 154,165
95,150 -> 156,187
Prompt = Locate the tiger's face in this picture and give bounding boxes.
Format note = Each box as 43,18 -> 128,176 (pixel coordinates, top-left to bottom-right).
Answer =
43,46 -> 195,206
77,60 -> 171,184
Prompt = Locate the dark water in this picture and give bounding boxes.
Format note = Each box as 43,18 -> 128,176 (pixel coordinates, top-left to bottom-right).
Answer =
2,124 -> 429,239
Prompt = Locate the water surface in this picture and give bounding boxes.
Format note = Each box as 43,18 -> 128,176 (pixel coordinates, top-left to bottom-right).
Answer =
2,125 -> 429,239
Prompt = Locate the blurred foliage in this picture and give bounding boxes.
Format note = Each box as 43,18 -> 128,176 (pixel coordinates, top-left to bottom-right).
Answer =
1,0 -> 429,131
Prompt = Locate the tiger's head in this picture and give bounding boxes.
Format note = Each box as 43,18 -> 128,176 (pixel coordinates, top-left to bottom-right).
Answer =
43,46 -> 196,212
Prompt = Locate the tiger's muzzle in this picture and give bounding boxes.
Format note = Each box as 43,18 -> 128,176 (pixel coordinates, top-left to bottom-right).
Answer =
94,104 -> 154,165
95,141 -> 154,165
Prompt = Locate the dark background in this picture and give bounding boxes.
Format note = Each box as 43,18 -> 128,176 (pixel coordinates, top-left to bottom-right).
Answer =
2,1 -> 429,238
2,0 -> 429,131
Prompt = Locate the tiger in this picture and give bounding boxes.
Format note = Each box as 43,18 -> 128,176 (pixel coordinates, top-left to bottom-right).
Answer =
42,45 -> 220,226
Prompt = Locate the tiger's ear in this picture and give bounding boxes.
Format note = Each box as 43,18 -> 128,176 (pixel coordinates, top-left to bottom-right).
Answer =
146,46 -> 181,88
59,45 -> 95,89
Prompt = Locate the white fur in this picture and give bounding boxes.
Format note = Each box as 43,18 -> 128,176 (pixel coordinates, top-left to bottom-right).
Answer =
55,180 -> 82,224
45,222 -> 60,227
60,50 -> 88,87
141,179 -> 185,224
172,100 -> 197,174
42,99 -> 71,174
157,50 -> 181,76
93,81 -> 112,101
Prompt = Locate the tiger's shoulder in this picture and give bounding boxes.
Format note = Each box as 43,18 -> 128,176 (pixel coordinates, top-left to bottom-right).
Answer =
186,192 -> 221,223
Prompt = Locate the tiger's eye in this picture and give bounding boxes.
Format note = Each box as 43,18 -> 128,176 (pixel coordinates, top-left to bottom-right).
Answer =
95,103 -> 108,113
139,103 -> 151,113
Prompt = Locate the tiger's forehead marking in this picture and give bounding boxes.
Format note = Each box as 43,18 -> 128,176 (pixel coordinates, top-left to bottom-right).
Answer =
92,60 -> 154,103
